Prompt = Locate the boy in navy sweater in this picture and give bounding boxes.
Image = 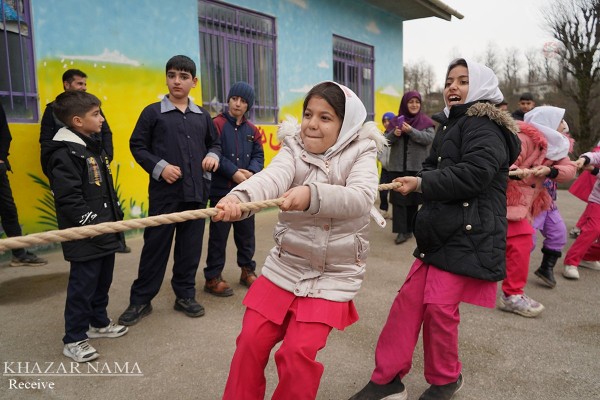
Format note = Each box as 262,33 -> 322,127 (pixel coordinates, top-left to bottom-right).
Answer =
119,55 -> 221,325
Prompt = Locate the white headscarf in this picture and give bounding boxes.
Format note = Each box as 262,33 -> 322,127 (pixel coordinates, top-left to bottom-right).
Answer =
323,81 -> 367,157
524,106 -> 570,161
443,58 -> 504,117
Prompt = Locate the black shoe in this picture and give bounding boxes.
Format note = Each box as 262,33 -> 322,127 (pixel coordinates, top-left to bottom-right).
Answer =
419,374 -> 463,400
116,246 -> 132,254
118,303 -> 152,326
534,267 -> 556,288
174,298 -> 205,317
348,376 -> 406,400
395,233 -> 408,245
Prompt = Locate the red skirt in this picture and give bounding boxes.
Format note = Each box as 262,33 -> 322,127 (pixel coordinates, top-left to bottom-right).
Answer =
242,276 -> 359,331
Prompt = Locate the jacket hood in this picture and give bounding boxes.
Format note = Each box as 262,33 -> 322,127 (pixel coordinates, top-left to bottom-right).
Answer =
465,102 -> 521,165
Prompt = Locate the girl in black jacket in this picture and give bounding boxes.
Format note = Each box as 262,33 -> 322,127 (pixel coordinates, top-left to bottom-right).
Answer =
351,58 -> 520,400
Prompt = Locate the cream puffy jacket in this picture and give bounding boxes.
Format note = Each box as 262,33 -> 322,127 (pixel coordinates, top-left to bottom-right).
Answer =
229,84 -> 382,302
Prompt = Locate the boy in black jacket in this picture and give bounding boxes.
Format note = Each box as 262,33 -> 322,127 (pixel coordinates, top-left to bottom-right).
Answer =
119,55 -> 221,326
43,90 -> 127,363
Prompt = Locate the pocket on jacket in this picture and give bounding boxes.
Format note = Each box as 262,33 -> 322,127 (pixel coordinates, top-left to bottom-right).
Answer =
414,202 -> 462,252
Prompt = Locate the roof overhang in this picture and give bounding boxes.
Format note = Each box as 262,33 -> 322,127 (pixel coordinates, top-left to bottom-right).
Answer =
364,0 -> 464,21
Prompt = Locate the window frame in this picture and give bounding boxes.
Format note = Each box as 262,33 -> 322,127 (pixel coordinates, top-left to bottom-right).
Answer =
0,0 -> 38,122
198,0 -> 278,124
333,34 -> 375,121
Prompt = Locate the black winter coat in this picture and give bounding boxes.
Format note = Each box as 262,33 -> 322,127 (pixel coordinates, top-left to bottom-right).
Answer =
413,102 -> 521,281
43,128 -> 124,261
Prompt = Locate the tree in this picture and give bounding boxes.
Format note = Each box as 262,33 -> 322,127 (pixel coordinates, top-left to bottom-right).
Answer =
543,0 -> 600,154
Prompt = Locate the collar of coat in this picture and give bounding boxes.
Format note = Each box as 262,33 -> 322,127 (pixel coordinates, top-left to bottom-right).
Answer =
465,102 -> 520,137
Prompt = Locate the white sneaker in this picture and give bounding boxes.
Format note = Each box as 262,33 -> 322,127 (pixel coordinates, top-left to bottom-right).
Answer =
563,265 -> 580,279
579,260 -> 600,271
497,293 -> 544,318
63,339 -> 99,363
87,321 -> 129,338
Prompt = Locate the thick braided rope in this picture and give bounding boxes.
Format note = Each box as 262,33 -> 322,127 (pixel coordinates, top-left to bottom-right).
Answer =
0,198 -> 285,252
0,174 -> 536,252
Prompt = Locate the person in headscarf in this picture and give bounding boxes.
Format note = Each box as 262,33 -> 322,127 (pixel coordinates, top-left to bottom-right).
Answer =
377,111 -> 396,219
501,107 -> 575,315
214,81 -> 384,400
517,106 -> 577,288
386,91 -> 435,244
350,58 -> 521,400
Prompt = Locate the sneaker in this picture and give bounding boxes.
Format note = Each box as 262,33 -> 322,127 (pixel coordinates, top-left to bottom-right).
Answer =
174,297 -> 205,317
568,227 -> 581,238
239,267 -> 257,288
497,293 -> 544,317
348,376 -> 407,400
87,321 -> 129,338
118,303 -> 153,326
579,260 -> 600,270
63,339 -> 99,363
563,265 -> 580,279
380,210 -> 392,219
419,374 -> 463,400
10,251 -> 48,267
204,275 -> 234,297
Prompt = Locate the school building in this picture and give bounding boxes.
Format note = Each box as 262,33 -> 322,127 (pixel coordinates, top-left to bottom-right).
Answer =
1,0 -> 461,245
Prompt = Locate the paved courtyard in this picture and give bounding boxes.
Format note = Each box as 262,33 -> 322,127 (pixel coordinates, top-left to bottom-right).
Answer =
0,190 -> 599,399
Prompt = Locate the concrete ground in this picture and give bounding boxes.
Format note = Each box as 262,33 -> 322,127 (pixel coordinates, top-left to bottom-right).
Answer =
0,190 -> 599,400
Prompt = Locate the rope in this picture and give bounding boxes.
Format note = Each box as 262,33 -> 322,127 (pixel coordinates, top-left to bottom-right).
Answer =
0,199 -> 284,252
0,171 -> 537,252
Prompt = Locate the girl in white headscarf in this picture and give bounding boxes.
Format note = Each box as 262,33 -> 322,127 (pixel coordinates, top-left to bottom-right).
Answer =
351,58 -> 521,400
521,106 -> 578,286
214,81 -> 384,400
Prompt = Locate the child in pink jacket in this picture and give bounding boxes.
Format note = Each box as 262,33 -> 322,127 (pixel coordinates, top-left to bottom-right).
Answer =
501,108 -> 576,317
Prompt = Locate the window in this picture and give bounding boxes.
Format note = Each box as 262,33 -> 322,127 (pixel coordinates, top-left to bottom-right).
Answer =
0,0 -> 37,122
198,0 -> 278,124
333,35 -> 374,121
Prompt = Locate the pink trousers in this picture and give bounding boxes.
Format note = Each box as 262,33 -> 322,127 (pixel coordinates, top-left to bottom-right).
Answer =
565,202 -> 600,266
503,219 -> 535,296
371,262 -> 461,386
222,300 -> 332,400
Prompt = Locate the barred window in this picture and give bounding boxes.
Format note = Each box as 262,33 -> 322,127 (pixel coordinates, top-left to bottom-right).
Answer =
333,35 -> 374,121
198,0 -> 278,124
0,0 -> 37,122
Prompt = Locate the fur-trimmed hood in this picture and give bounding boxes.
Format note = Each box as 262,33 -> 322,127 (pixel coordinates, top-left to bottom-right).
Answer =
464,102 -> 521,165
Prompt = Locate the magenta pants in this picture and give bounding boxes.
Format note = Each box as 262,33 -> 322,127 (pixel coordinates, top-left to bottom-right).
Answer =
371,262 -> 461,386
564,202 -> 600,266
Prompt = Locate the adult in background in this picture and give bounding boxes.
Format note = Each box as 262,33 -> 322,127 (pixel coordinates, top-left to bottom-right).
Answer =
386,91 -> 435,244
0,103 -> 47,267
204,82 -> 264,297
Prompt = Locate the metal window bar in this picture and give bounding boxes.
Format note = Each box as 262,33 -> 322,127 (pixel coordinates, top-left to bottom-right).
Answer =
0,0 -> 37,122
198,0 -> 278,124
332,35 -> 375,121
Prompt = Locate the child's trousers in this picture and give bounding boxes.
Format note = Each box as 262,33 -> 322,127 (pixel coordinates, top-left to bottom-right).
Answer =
64,253 -> 115,344
371,262 -> 461,386
532,208 -> 567,252
223,300 -> 332,400
503,219 -> 535,296
564,202 -> 600,265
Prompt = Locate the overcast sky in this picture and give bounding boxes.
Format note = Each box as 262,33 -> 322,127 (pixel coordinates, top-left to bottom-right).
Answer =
403,0 -> 555,88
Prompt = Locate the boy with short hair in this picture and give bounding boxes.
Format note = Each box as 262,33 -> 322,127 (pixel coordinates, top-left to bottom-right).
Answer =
42,90 -> 128,363
119,55 -> 221,326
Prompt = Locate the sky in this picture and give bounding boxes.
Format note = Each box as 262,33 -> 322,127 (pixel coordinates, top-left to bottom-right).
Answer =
403,0 -> 555,88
